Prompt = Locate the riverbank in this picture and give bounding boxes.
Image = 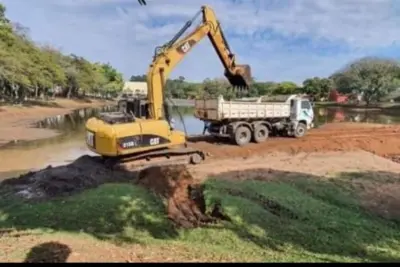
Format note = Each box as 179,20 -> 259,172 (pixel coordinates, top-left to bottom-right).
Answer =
1,150 -> 400,262
314,101 -> 400,111
0,98 -> 114,147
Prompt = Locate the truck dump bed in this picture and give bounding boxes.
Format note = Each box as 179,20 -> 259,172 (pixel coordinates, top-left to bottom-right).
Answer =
194,95 -> 292,121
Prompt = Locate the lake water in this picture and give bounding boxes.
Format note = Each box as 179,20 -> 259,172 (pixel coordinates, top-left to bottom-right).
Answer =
0,104 -> 400,179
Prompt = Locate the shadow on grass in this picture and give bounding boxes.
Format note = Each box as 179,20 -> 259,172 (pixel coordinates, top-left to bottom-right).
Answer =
202,169 -> 400,262
24,242 -> 71,263
1,165 -> 400,262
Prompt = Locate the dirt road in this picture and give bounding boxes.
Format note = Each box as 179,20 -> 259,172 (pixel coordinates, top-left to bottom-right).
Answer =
0,98 -> 112,146
189,122 -> 400,159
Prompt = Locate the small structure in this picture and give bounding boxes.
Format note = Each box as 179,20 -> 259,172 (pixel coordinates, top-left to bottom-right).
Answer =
122,81 -> 148,96
328,89 -> 348,103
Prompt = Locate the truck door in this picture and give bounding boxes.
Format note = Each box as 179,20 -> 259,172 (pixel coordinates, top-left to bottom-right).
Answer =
290,99 -> 297,120
300,100 -> 314,124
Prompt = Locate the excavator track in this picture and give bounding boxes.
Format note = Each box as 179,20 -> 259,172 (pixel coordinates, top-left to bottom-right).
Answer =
102,146 -> 206,171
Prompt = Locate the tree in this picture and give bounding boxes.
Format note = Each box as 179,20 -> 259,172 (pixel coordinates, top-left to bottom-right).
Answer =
274,81 -> 298,95
302,77 -> 333,101
0,3 -> 124,102
331,57 -> 400,104
129,75 -> 147,82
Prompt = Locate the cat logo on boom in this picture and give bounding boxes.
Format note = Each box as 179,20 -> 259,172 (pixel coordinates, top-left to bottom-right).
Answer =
181,42 -> 191,53
177,40 -> 196,54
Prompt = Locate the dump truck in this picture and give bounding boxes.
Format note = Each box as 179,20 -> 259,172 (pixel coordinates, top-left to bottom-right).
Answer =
194,94 -> 314,146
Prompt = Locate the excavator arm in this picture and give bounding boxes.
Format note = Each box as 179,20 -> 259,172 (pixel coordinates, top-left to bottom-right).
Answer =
146,5 -> 252,121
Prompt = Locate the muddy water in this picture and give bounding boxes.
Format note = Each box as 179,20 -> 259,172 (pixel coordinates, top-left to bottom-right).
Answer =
1,105 -> 400,180
313,106 -> 400,126
0,106 -> 203,179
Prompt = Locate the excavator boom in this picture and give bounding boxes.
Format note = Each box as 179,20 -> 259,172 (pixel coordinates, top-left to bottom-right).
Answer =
147,5 -> 252,120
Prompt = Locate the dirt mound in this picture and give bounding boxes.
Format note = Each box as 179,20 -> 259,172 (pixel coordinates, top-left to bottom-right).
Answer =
136,165 -> 229,228
0,155 -> 135,200
189,123 -> 400,159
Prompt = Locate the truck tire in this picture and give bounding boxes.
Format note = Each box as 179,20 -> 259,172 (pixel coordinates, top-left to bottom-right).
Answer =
294,123 -> 307,138
233,126 -> 251,146
253,124 -> 269,143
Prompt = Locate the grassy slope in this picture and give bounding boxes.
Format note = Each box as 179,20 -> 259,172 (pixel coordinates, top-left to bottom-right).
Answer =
1,175 -> 400,262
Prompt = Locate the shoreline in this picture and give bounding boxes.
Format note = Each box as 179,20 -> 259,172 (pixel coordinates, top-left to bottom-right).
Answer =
0,98 -> 114,147
314,101 -> 400,111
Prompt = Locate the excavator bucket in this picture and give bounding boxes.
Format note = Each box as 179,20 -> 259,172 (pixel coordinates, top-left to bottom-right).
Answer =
225,64 -> 252,89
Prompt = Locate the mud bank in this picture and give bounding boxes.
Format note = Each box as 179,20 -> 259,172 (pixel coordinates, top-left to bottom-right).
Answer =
0,156 -> 228,228
0,98 -> 113,146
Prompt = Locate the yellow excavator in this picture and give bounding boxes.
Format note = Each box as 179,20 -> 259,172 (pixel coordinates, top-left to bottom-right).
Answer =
85,5 -> 252,168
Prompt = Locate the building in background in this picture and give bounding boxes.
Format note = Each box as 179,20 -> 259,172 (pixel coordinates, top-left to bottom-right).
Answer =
122,81 -> 148,96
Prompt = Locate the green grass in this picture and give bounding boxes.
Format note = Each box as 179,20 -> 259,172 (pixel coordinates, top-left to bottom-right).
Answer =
1,174 -> 400,262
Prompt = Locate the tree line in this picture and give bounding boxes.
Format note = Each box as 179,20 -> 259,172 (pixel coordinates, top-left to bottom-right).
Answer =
131,57 -> 400,104
2,1 -> 400,106
0,4 -> 124,104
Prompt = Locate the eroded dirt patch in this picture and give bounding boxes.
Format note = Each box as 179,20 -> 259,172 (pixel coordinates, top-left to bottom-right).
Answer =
0,158 -> 229,228
136,165 -> 229,228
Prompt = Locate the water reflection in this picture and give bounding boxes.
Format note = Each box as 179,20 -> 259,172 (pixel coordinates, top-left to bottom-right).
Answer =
34,105 -> 202,136
314,107 -> 400,126
35,105 -> 117,132
1,106 -> 204,150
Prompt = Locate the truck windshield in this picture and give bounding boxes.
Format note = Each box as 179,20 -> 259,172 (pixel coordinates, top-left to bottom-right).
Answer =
301,100 -> 311,110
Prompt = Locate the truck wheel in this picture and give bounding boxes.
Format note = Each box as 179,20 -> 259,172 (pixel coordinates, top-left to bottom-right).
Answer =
253,125 -> 269,143
233,126 -> 251,146
294,123 -> 307,138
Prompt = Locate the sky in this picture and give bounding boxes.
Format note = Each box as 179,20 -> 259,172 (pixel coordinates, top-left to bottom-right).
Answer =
2,0 -> 400,84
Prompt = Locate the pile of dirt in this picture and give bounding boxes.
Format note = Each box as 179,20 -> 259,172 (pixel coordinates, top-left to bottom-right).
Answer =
0,155 -> 134,200
188,123 -> 400,159
136,165 -> 229,228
